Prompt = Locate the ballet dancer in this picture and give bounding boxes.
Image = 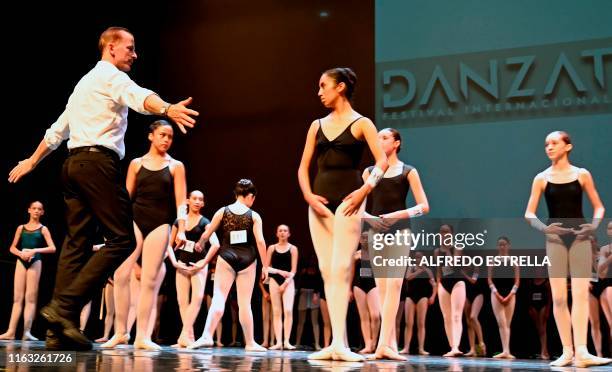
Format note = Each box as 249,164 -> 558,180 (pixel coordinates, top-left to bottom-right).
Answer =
525,130 -> 610,367
298,67 -> 388,361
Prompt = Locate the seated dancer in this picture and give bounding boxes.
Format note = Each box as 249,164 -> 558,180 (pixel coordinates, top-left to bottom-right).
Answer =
0,201 -> 56,341
189,179 -> 269,351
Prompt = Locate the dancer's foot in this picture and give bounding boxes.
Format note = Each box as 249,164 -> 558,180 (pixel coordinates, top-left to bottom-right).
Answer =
476,342 -> 486,357
283,342 -> 296,350
94,337 -> 109,343
188,335 -> 214,349
308,345 -> 334,360
261,342 -> 269,348
398,347 -> 409,354
0,331 -> 16,340
443,349 -> 463,357
177,332 -> 192,348
269,343 -> 282,350
332,346 -> 366,362
359,345 -> 375,354
464,350 -> 476,357
100,333 -> 130,348
134,339 -> 161,351
574,349 -> 612,368
314,344 -> 321,351
549,349 -> 573,367
418,349 -> 429,356
371,345 -> 406,361
22,331 -> 38,341
245,343 -> 267,352
215,341 -> 224,347
540,352 -> 550,360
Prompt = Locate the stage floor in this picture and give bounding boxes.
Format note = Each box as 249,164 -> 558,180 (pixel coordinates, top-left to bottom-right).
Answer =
1,341 -> 610,371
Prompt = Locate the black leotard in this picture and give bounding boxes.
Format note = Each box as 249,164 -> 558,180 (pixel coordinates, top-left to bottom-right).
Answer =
269,245 -> 293,285
218,207 -> 257,272
405,269 -> 433,303
17,225 -> 44,269
367,164 -> 413,228
439,249 -> 465,293
174,216 -> 210,264
544,178 -> 585,249
492,264 -> 516,297
352,257 -> 377,294
132,165 -> 175,237
313,118 -> 366,212
528,279 -> 549,310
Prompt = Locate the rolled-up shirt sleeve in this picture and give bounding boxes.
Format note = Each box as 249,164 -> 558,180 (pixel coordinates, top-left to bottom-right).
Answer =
107,70 -> 155,115
43,109 -> 70,150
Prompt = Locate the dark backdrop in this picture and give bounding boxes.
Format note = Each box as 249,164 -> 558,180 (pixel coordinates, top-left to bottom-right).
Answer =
2,0 -> 374,346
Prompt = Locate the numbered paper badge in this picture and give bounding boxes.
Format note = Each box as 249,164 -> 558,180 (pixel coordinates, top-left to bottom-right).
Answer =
183,240 -> 195,253
230,230 -> 247,244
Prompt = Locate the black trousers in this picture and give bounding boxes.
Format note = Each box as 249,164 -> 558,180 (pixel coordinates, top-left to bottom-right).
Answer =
53,149 -> 135,321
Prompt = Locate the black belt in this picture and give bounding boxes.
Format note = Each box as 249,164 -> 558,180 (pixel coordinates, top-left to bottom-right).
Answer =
69,146 -> 118,159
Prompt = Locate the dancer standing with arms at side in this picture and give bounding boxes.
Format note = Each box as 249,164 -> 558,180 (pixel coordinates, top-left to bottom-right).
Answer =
267,224 -> 299,350
525,130 -> 610,367
363,127 -> 429,360
0,202 -> 56,341
298,67 -> 388,361
103,120 -> 187,350
8,27 -> 198,350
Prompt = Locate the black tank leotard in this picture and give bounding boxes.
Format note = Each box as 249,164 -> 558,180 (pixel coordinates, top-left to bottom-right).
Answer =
17,225 -> 44,269
367,164 -> 413,228
528,279 -> 549,310
439,249 -> 465,293
492,264 -> 516,297
313,118 -> 366,212
132,165 -> 175,237
352,257 -> 377,293
269,245 -> 293,285
175,216 -> 210,264
405,269 -> 433,303
218,207 -> 257,272
544,177 -> 586,249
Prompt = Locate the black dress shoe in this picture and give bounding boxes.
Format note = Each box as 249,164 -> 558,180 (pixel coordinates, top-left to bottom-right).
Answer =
41,304 -> 92,350
45,329 -> 93,351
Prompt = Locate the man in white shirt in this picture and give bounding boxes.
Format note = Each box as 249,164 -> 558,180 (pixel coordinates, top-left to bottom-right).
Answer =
8,27 -> 199,350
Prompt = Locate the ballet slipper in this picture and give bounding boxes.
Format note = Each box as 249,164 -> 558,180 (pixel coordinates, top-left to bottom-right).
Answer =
0,332 -> 16,340
94,337 -> 109,343
443,349 -> 463,357
418,349 -> 429,356
332,346 -> 366,362
308,345 -> 334,360
215,341 -> 224,347
133,338 -> 162,351
314,344 -> 321,351
268,343 -> 282,350
100,333 -> 130,348
505,353 -> 516,359
372,345 -> 406,361
476,342 -> 486,357
22,332 -> 38,341
359,346 -> 375,354
177,332 -> 192,348
549,350 -> 573,367
540,352 -> 550,360
245,343 -> 267,352
188,335 -> 214,349
574,349 -> 612,367
283,342 -> 296,350
398,347 -> 409,354
464,350 -> 476,357
493,352 -> 505,358
261,342 -> 269,348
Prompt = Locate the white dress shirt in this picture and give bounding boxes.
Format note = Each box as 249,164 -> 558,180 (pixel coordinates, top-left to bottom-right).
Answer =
44,60 -> 155,159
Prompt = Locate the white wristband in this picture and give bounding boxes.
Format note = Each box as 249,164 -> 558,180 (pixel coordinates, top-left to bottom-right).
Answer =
177,205 -> 188,221
511,285 -> 518,294
489,284 -> 497,293
366,166 -> 384,188
528,217 -> 547,232
407,205 -> 424,218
